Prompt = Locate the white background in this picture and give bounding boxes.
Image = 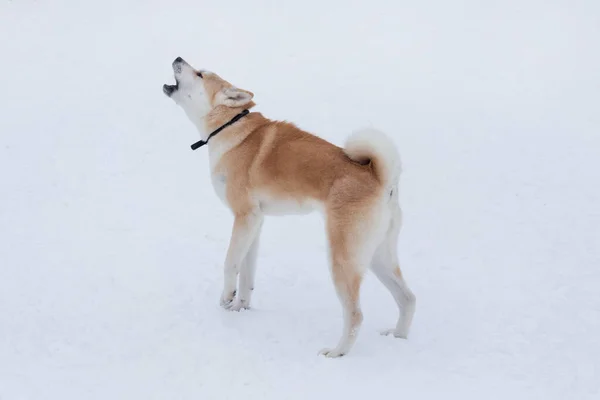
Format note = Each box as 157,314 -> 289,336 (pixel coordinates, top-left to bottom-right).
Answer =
1,0 -> 599,398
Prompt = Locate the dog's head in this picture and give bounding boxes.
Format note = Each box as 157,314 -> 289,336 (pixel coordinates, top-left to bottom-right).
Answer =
163,57 -> 254,123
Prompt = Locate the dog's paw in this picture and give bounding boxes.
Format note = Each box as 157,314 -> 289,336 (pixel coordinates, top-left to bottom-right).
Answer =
318,347 -> 346,358
225,299 -> 250,312
380,329 -> 408,339
220,290 -> 236,308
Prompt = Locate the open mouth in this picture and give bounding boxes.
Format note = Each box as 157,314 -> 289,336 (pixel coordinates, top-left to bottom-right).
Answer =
163,57 -> 187,97
163,79 -> 178,97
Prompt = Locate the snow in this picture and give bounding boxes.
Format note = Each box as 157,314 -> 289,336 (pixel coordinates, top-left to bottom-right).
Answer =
1,0 -> 599,398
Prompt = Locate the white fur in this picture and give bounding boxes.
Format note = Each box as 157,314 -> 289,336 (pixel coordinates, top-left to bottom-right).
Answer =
220,210 -> 263,309
256,191 -> 323,216
169,63 -> 212,137
210,174 -> 229,207
344,128 -> 401,187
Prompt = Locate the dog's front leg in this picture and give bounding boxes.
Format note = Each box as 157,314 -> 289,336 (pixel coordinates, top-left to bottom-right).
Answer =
220,210 -> 263,310
236,221 -> 263,310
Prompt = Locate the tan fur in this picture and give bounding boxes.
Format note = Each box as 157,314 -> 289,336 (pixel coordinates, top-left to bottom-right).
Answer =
164,57 -> 415,357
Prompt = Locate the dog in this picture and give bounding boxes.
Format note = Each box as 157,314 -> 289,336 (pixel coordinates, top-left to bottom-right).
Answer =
163,57 -> 416,357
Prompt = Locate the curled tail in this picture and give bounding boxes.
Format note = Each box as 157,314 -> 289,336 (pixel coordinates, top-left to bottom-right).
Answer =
344,128 -> 401,186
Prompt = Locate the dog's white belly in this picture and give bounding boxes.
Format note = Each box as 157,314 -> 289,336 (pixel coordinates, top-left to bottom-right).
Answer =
258,195 -> 321,216
210,174 -> 322,216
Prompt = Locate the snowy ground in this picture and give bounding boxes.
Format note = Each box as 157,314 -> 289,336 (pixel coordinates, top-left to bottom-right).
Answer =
1,0 -> 599,399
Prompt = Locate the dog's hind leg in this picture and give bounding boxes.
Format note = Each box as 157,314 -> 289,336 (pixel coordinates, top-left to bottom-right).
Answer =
221,210 -> 263,310
370,203 -> 416,338
372,256 -> 416,338
319,254 -> 364,358
319,211 -> 382,358
234,221 -> 263,310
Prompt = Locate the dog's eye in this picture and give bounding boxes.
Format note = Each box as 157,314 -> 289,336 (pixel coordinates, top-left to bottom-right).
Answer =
196,71 -> 203,78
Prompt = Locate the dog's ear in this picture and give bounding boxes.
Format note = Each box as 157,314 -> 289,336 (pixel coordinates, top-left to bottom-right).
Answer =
215,87 -> 254,108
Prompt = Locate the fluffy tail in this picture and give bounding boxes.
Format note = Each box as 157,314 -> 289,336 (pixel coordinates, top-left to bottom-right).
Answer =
344,128 -> 401,186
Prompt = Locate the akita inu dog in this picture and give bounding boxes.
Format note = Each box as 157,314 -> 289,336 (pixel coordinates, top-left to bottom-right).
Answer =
163,57 -> 415,357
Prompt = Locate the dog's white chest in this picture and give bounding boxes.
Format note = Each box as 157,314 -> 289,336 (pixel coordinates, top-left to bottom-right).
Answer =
210,173 -> 229,206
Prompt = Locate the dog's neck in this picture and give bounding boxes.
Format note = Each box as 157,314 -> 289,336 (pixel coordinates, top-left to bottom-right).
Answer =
200,106 -> 250,138
193,116 -> 211,141
198,107 -> 259,170
190,109 -> 250,151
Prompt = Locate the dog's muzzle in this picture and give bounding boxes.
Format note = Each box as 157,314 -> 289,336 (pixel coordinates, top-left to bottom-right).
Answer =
172,56 -> 185,73
163,57 -> 187,97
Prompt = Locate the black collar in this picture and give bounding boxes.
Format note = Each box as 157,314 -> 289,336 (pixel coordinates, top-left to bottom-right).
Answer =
191,109 -> 250,150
